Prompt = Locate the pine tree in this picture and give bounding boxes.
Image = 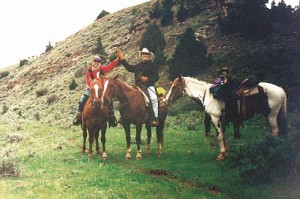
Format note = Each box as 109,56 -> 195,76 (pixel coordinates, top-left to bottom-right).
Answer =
45,42 -> 54,53
69,79 -> 78,91
139,24 -> 166,54
161,0 -> 173,27
97,10 -> 110,20
177,2 -> 188,22
92,36 -> 107,56
168,28 -> 209,79
149,1 -> 162,19
139,23 -> 167,66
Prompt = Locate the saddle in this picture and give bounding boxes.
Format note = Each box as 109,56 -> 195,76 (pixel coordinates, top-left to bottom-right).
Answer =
135,86 -> 167,107
235,81 -> 270,119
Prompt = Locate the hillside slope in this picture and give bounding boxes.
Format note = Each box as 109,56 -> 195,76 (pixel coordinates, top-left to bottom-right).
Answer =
0,0 -> 299,125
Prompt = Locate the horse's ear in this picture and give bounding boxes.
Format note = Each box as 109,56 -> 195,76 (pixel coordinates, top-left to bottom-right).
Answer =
114,74 -> 119,80
178,75 -> 182,80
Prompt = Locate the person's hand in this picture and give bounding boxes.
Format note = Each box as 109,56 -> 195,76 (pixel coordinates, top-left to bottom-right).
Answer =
140,76 -> 148,83
117,49 -> 123,61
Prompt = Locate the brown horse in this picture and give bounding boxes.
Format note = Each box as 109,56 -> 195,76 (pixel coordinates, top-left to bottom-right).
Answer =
102,75 -> 168,159
81,79 -> 109,159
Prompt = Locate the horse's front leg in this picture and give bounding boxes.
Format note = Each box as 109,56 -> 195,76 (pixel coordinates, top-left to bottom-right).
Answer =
95,127 -> 100,155
122,123 -> 131,159
156,121 -> 164,155
146,124 -> 151,155
87,127 -> 94,157
82,125 -> 87,153
136,124 -> 142,160
204,113 -> 211,137
234,123 -> 241,139
211,116 -> 227,160
101,123 -> 108,159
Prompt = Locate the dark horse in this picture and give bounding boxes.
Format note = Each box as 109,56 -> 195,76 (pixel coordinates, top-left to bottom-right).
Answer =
102,75 -> 168,159
165,76 -> 287,160
81,79 -> 109,159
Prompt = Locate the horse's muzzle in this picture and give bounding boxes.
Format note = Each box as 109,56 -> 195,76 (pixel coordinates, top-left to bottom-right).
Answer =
92,99 -> 101,109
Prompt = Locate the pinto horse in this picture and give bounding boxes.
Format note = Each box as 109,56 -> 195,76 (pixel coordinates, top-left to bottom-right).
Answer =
165,76 -> 287,160
102,75 -> 168,159
81,79 -> 109,159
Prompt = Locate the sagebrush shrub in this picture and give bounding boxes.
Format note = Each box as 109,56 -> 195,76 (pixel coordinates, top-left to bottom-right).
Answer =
233,134 -> 296,181
47,94 -> 59,104
36,88 -> 48,97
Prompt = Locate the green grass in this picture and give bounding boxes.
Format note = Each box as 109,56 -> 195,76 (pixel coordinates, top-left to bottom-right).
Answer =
0,113 -> 299,198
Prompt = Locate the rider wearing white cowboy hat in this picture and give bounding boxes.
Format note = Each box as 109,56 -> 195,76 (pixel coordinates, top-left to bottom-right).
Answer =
117,48 -> 159,126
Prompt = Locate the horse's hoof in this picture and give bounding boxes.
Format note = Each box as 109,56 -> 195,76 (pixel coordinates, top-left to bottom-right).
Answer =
216,154 -> 224,161
125,154 -> 131,160
102,152 -> 108,159
136,156 -> 142,160
234,135 -> 241,139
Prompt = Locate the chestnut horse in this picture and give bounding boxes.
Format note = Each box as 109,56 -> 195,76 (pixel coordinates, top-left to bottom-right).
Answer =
81,79 -> 109,159
165,76 -> 287,160
102,75 -> 168,159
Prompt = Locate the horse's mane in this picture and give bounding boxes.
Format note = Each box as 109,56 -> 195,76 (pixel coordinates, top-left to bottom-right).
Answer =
116,79 -> 134,89
183,76 -> 210,86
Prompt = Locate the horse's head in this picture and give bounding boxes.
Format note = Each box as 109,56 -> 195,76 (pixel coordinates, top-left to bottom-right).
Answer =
90,79 -> 104,109
102,74 -> 119,106
165,76 -> 186,105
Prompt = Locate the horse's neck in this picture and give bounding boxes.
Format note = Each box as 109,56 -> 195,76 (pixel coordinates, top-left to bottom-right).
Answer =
185,80 -> 208,100
116,80 -> 135,104
185,79 -> 222,115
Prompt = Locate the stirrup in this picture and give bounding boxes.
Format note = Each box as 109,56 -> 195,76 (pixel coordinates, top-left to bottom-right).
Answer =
109,115 -> 118,127
73,113 -> 82,126
151,118 -> 159,127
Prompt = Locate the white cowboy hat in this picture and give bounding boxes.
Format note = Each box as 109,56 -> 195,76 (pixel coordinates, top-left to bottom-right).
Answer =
139,48 -> 155,61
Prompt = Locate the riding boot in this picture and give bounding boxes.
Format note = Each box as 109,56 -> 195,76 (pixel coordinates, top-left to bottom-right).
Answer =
73,102 -> 84,125
149,107 -> 159,127
108,100 -> 118,127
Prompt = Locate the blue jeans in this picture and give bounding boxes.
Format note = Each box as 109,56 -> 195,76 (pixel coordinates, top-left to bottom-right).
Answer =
78,89 -> 90,112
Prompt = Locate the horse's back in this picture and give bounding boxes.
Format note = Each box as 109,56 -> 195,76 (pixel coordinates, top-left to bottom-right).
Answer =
259,82 -> 286,111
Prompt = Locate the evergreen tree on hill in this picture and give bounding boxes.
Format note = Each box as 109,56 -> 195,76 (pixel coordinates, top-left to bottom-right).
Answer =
168,28 -> 209,79
97,10 -> 110,20
92,36 -> 107,56
139,23 -> 166,54
149,1 -> 162,19
139,23 -> 167,66
161,0 -> 173,27
218,0 -> 271,39
177,2 -> 188,22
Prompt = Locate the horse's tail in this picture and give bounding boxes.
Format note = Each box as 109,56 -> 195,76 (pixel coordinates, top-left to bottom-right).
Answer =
278,92 -> 288,137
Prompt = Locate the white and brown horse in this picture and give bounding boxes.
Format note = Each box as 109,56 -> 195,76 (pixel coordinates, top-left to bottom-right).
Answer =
165,76 -> 287,160
82,79 -> 109,159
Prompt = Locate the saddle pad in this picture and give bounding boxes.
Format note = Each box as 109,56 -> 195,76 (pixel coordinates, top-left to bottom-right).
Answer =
136,86 -> 150,107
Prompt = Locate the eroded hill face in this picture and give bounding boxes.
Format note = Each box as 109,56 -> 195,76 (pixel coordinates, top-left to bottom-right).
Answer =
0,0 -> 299,125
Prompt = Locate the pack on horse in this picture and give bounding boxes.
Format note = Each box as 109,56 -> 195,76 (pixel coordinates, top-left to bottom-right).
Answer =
81,79 -> 109,159
102,75 -> 168,159
165,76 -> 287,160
